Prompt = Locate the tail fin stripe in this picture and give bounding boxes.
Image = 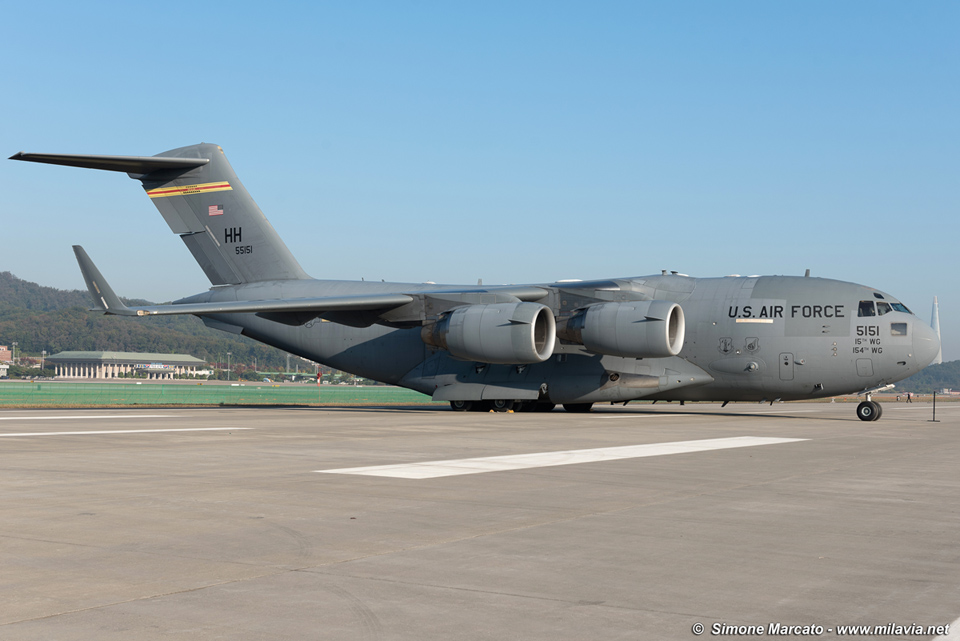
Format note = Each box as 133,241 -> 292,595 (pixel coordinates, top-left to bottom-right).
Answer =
147,181 -> 233,198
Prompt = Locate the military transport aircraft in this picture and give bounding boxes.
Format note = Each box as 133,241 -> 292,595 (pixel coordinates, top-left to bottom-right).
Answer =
11,144 -> 941,420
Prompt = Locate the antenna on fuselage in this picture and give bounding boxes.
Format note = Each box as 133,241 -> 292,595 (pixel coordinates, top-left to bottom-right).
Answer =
931,296 -> 942,365
804,269 -> 810,277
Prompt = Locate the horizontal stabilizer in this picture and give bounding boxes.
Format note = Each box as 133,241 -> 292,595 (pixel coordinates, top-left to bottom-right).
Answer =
72,246 -> 136,315
10,152 -> 208,174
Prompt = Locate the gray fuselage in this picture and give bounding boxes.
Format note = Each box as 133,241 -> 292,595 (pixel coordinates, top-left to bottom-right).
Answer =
184,273 -> 940,405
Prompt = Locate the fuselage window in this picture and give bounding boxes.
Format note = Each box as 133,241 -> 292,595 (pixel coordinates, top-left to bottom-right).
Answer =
877,302 -> 892,315
891,322 -> 908,336
858,301 -> 876,317
891,302 -> 912,314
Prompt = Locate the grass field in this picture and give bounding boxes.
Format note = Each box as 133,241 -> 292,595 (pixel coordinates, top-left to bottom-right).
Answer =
0,381 -> 952,409
0,382 -> 441,408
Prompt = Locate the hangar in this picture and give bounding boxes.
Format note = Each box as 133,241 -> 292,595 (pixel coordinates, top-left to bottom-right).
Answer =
45,351 -> 207,380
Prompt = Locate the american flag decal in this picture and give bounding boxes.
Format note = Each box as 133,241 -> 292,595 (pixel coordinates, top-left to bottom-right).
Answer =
208,205 -> 224,216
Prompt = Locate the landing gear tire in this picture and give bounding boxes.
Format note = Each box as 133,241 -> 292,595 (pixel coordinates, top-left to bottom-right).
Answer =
856,401 -> 881,422
486,399 -> 515,412
563,403 -> 594,413
449,400 -> 473,412
514,401 -> 536,412
534,402 -> 556,412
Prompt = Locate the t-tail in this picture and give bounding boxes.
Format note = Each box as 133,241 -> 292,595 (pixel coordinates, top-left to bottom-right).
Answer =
10,143 -> 310,285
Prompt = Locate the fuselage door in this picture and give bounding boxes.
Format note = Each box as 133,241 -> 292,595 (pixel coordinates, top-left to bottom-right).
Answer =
779,352 -> 794,381
856,358 -> 874,377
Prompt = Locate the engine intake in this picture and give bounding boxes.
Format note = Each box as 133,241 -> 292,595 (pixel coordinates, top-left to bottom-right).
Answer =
421,302 -> 556,364
556,301 -> 685,358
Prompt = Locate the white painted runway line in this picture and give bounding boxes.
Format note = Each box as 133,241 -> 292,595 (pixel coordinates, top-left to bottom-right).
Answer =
316,436 -> 808,479
598,414 -> 688,419
0,414 -> 177,421
732,409 -> 819,414
599,408 -> 820,418
0,428 -> 251,437
886,405 -> 956,410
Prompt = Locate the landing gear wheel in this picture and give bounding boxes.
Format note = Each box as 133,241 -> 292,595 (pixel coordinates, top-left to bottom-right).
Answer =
563,403 -> 594,413
534,402 -> 556,412
486,399 -> 515,412
873,402 -> 883,420
856,401 -> 881,422
514,401 -> 536,412
449,400 -> 473,412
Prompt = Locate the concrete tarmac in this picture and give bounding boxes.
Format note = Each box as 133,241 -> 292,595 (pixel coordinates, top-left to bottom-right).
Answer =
0,402 -> 958,640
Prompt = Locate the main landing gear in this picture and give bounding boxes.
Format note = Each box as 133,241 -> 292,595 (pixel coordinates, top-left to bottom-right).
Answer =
856,400 -> 883,422
448,399 -> 513,412
449,400 -> 557,413
448,399 -> 595,413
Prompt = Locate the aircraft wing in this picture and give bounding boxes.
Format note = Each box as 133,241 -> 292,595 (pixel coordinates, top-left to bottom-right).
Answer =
73,245 -> 549,327
125,295 -> 415,317
73,245 -> 413,318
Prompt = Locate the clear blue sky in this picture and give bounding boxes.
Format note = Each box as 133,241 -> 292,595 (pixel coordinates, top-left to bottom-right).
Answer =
2,2 -> 957,359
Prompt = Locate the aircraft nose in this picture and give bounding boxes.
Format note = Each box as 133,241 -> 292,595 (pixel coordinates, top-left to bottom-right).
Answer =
913,322 -> 941,368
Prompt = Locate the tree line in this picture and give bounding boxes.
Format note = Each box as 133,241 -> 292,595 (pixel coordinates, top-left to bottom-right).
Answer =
897,360 -> 960,394
0,272 -> 290,371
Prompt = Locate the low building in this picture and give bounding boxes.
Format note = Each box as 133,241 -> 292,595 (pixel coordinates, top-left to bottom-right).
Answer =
46,351 -> 207,380
0,345 -> 11,363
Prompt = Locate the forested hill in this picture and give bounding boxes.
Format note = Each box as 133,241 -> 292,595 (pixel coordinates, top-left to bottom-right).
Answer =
898,360 -> 960,394
0,271 -> 94,311
0,272 -> 290,370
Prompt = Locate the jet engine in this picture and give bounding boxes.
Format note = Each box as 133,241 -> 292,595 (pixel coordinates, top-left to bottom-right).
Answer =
421,302 -> 556,364
556,300 -> 685,358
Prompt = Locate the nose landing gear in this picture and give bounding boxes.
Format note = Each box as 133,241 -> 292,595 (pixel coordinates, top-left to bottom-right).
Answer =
856,400 -> 883,421
855,385 -> 894,422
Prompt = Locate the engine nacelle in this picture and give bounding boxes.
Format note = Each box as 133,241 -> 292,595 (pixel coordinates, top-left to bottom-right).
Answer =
421,302 -> 556,364
556,300 -> 685,358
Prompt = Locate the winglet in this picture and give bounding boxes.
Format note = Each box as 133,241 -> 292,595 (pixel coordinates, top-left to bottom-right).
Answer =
72,246 -> 136,315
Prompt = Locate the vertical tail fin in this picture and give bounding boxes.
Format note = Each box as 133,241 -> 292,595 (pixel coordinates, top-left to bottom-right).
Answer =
141,143 -> 309,285
931,296 -> 942,365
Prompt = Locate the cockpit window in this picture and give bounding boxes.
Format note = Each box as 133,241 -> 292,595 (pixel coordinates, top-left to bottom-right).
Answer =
877,302 -> 892,315
858,301 -> 876,317
891,302 -> 912,314
873,292 -> 885,299
891,322 -> 908,336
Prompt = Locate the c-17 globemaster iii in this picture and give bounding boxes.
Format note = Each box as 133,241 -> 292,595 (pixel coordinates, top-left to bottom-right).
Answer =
10,144 -> 941,420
